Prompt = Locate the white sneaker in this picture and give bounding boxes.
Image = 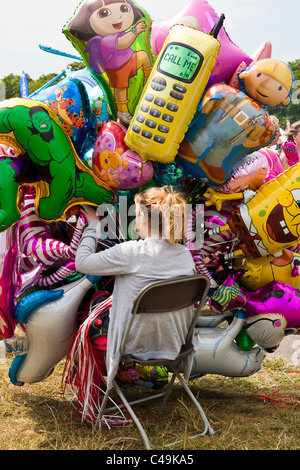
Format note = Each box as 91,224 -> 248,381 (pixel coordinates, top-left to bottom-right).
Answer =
117,111 -> 133,125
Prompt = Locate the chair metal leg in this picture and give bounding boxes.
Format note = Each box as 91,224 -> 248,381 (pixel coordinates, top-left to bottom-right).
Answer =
93,381 -> 152,449
93,387 -> 111,435
158,372 -> 176,415
170,366 -> 214,436
113,381 -> 152,450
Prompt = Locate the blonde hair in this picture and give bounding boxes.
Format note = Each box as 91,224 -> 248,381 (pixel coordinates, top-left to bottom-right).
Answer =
134,186 -> 187,244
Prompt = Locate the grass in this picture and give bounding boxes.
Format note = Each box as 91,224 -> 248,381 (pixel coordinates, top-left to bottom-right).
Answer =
0,355 -> 299,451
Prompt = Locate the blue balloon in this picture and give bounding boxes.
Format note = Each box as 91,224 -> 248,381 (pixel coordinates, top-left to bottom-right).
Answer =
30,76 -> 92,154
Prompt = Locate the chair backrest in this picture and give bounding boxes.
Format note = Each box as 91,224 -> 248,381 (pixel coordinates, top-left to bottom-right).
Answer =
120,275 -> 210,357
132,275 -> 209,314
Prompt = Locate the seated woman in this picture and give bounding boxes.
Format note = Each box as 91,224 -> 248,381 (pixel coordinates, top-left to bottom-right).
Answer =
75,186 -> 196,391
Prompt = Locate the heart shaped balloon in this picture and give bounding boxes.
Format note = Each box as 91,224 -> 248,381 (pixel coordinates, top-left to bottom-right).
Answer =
92,121 -> 154,190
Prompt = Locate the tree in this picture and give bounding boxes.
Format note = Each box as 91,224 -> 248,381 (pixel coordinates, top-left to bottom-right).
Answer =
0,61 -> 85,100
272,59 -> 300,129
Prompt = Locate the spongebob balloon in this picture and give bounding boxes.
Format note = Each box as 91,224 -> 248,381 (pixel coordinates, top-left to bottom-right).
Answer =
237,249 -> 300,292
204,162 -> 300,259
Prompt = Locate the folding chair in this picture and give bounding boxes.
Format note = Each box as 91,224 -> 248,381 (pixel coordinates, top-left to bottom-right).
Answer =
92,274 -> 213,449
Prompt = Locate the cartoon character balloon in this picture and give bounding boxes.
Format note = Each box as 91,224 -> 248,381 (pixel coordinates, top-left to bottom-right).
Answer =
216,147 -> 284,193
238,59 -> 293,108
204,161 -> 300,259
92,121 -> 154,189
177,59 -> 293,186
0,98 -> 112,231
237,249 -> 300,292
63,0 -> 155,124
177,83 -> 276,186
30,76 -> 91,154
210,275 -> 300,352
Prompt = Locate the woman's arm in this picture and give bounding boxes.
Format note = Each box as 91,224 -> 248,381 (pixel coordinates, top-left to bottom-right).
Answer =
75,206 -> 137,276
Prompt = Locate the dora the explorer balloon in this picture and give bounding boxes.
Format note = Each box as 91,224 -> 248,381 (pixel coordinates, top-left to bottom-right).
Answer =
178,59 -> 293,186
65,0 -> 154,124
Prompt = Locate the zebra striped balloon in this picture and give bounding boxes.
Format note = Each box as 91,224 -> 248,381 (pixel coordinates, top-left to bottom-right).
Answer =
18,186 -> 86,287
186,203 -> 239,287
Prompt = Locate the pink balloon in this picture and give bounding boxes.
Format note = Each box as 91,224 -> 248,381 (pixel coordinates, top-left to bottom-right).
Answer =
92,121 -> 154,190
0,226 -> 19,338
150,0 -> 253,86
217,147 -> 284,193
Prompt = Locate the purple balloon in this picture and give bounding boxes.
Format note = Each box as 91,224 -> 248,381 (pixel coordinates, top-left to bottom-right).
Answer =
0,226 -> 19,338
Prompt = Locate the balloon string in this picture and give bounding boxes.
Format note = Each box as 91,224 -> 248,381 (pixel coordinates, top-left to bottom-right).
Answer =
249,372 -> 300,407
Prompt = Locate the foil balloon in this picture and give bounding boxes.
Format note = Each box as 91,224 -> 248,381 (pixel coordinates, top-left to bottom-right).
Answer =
8,275 -> 101,386
0,226 -> 19,339
217,147 -> 284,193
205,162 -> 300,259
69,68 -> 113,134
30,76 -> 91,154
229,41 -> 273,89
154,161 -> 183,188
63,0 -> 155,124
0,143 -> 15,157
210,275 -> 300,352
182,310 -> 266,378
238,59 -> 294,108
186,204 -> 236,288
150,0 -> 255,87
237,249 -> 300,292
177,84 -> 275,187
89,85 -> 111,133
0,98 -> 113,231
17,186 -> 86,287
92,121 -> 154,190
282,140 -> 299,167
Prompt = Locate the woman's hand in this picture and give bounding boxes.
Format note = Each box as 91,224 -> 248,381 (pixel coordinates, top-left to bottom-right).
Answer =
80,204 -> 99,222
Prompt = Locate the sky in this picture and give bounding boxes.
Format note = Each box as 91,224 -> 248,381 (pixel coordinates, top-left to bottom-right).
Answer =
0,0 -> 299,80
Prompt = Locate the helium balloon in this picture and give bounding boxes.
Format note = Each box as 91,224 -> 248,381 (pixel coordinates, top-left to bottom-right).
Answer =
30,76 -> 91,153
92,121 -> 154,190
17,186 -> 86,287
0,98 -> 113,231
217,147 -> 284,193
150,0 -> 255,87
239,59 -> 294,108
282,140 -> 299,167
184,310 -> 266,378
9,275 -> 101,386
229,41 -> 272,89
210,275 -> 300,352
0,226 -> 19,339
238,249 -> 300,292
63,0 -> 155,124
177,84 -> 275,186
125,21 -> 223,163
154,161 -> 183,188
204,162 -> 300,259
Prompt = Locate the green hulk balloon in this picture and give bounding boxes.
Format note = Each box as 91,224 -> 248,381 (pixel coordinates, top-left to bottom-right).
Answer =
0,98 -> 113,231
